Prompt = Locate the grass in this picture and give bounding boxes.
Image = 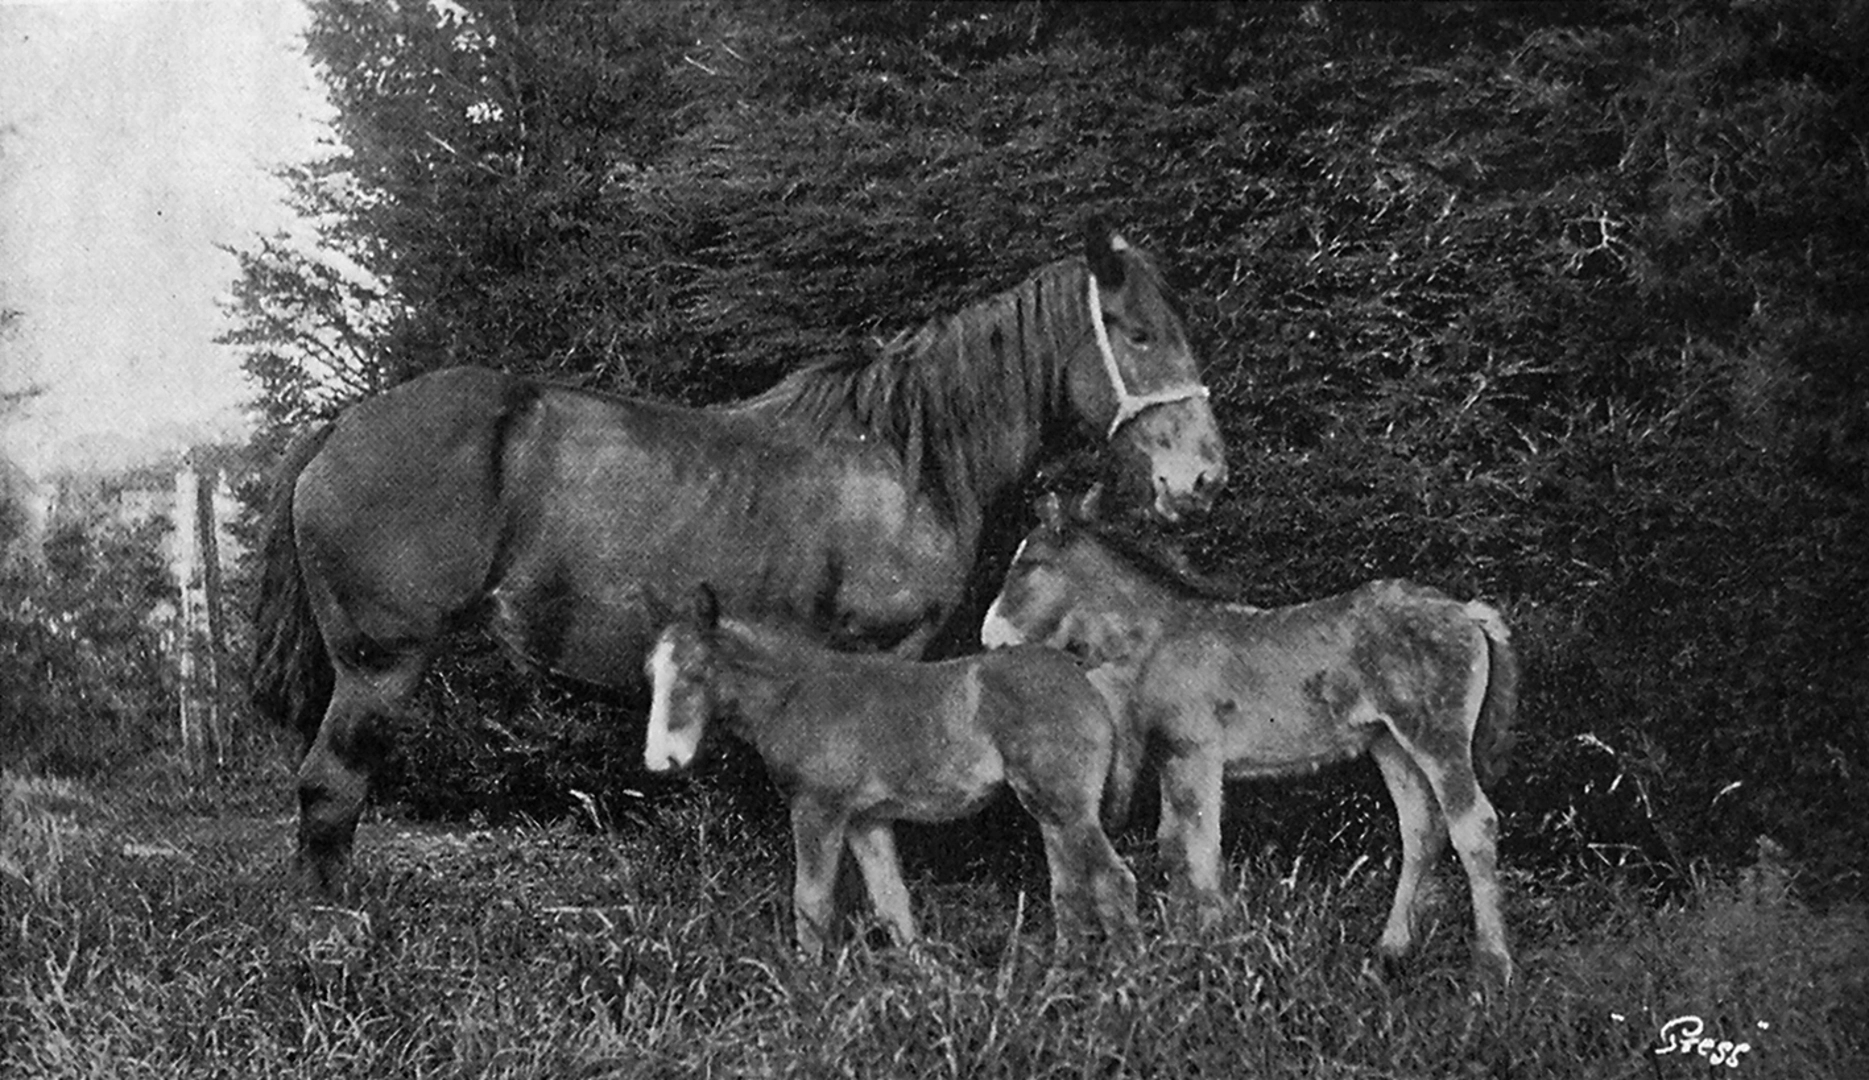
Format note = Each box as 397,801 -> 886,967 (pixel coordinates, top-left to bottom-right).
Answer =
3,766 -> 1866,1079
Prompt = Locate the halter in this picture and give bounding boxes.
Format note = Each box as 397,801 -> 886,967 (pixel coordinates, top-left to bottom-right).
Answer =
1088,273 -> 1211,439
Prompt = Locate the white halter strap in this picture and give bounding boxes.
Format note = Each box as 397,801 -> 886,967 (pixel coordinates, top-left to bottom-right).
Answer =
1088,273 -> 1211,439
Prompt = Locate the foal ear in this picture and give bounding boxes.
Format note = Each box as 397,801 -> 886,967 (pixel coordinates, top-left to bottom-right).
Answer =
690,583 -> 721,630
1082,216 -> 1127,288
1034,491 -> 1066,531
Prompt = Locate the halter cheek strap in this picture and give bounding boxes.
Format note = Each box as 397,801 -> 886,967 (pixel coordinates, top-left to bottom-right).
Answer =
1088,274 -> 1212,439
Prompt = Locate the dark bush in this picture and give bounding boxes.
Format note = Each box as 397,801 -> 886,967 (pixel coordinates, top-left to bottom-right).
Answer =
0,519 -> 177,776
229,0 -> 1869,899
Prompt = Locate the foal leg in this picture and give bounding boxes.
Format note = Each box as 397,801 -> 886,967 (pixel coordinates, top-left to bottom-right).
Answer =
845,820 -> 918,946
1369,734 -> 1449,975
1386,728 -> 1512,988
1085,827 -> 1140,940
1156,748 -> 1226,924
297,655 -> 424,897
790,799 -> 848,958
1034,818 -> 1140,945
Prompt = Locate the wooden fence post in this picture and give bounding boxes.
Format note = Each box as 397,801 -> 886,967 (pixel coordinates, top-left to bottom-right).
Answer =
171,463 -> 228,773
194,467 -> 228,767
173,466 -> 203,772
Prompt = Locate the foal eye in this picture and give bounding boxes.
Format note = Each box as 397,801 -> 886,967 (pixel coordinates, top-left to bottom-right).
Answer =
1106,311 -> 1152,347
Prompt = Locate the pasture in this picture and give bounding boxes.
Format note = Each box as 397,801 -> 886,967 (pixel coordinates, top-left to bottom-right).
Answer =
3,762 -> 1864,1079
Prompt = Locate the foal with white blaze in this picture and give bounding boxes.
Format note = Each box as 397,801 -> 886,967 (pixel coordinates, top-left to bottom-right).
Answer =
982,493 -> 1520,986
645,585 -> 1138,956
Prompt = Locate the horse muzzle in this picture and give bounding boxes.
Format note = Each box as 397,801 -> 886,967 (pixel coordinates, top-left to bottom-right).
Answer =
1152,457 -> 1227,521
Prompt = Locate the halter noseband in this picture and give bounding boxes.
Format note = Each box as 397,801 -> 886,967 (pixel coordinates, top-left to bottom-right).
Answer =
1088,273 -> 1211,439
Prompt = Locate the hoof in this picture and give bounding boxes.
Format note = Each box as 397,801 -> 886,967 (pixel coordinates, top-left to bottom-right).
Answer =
1471,950 -> 1514,998
1367,947 -> 1410,987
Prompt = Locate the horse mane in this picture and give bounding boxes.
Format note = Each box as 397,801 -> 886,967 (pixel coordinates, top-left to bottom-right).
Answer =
727,256 -> 1095,525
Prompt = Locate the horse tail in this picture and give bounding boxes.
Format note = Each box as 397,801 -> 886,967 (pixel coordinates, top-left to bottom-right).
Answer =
1097,675 -> 1142,832
250,422 -> 337,754
1465,600 -> 1521,788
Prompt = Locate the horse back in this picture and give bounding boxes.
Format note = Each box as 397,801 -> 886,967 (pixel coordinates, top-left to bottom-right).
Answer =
488,385 -> 968,678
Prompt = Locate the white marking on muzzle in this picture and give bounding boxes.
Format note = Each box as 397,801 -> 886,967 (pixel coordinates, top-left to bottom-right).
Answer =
980,597 -> 1027,649
642,638 -> 693,772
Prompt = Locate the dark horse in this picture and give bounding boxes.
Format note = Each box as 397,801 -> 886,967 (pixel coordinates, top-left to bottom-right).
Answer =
252,222 -> 1228,895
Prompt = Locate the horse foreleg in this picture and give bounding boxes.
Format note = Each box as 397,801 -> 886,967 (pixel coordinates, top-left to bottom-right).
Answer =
1369,734 -> 1449,975
297,658 -> 423,898
1156,749 -> 1225,924
790,799 -> 848,958
845,820 -> 918,947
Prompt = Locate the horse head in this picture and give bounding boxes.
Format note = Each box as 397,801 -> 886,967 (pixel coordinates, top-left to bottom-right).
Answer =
1069,220 -> 1228,521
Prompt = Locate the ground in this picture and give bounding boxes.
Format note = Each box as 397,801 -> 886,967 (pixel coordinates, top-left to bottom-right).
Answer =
4,767 -> 1867,1079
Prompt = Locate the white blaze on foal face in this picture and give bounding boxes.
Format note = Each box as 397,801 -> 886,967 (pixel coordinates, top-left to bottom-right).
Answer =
643,635 -> 704,771
980,539 -> 1034,648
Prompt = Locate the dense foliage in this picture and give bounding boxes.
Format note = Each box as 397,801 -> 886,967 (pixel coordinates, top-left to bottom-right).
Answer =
225,0 -> 1868,897
0,520 -> 176,776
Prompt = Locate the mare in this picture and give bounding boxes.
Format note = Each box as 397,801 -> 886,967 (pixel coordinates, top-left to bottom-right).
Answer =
980,493 -> 1520,986
644,584 -> 1139,955
251,222 -> 1227,896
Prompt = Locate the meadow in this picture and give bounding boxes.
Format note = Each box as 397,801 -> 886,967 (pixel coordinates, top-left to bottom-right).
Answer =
4,761 -> 1864,1080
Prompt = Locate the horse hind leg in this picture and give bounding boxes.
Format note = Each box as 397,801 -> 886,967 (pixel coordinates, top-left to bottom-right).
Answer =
1368,733 -> 1449,978
297,649 -> 428,897
1087,830 -> 1139,941
1036,819 -> 1138,948
1379,712 -> 1513,989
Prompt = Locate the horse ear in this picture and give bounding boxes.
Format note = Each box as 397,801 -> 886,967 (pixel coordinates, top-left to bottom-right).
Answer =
1074,483 -> 1105,523
690,583 -> 720,630
1082,216 -> 1126,288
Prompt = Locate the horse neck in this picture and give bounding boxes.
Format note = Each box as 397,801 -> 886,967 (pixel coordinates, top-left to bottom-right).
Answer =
729,258 -> 1098,539
890,257 -> 1095,504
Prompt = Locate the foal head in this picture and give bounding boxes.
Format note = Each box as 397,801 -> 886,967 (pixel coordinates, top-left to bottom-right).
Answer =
1074,221 -> 1228,521
981,490 -> 1165,660
643,586 -> 726,773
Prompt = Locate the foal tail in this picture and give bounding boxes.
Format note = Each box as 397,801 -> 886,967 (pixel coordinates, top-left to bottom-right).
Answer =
1465,601 -> 1521,788
250,422 -> 337,755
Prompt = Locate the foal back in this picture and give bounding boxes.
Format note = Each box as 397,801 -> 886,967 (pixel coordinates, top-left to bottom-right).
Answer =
761,644 -> 1118,826
1138,580 -> 1511,779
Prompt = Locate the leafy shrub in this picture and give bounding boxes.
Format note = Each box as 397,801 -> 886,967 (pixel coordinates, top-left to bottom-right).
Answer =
0,519 -> 176,777
229,0 -> 1868,898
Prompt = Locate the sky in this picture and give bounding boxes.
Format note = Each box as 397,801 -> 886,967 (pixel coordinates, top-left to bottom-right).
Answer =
0,0 -> 332,476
